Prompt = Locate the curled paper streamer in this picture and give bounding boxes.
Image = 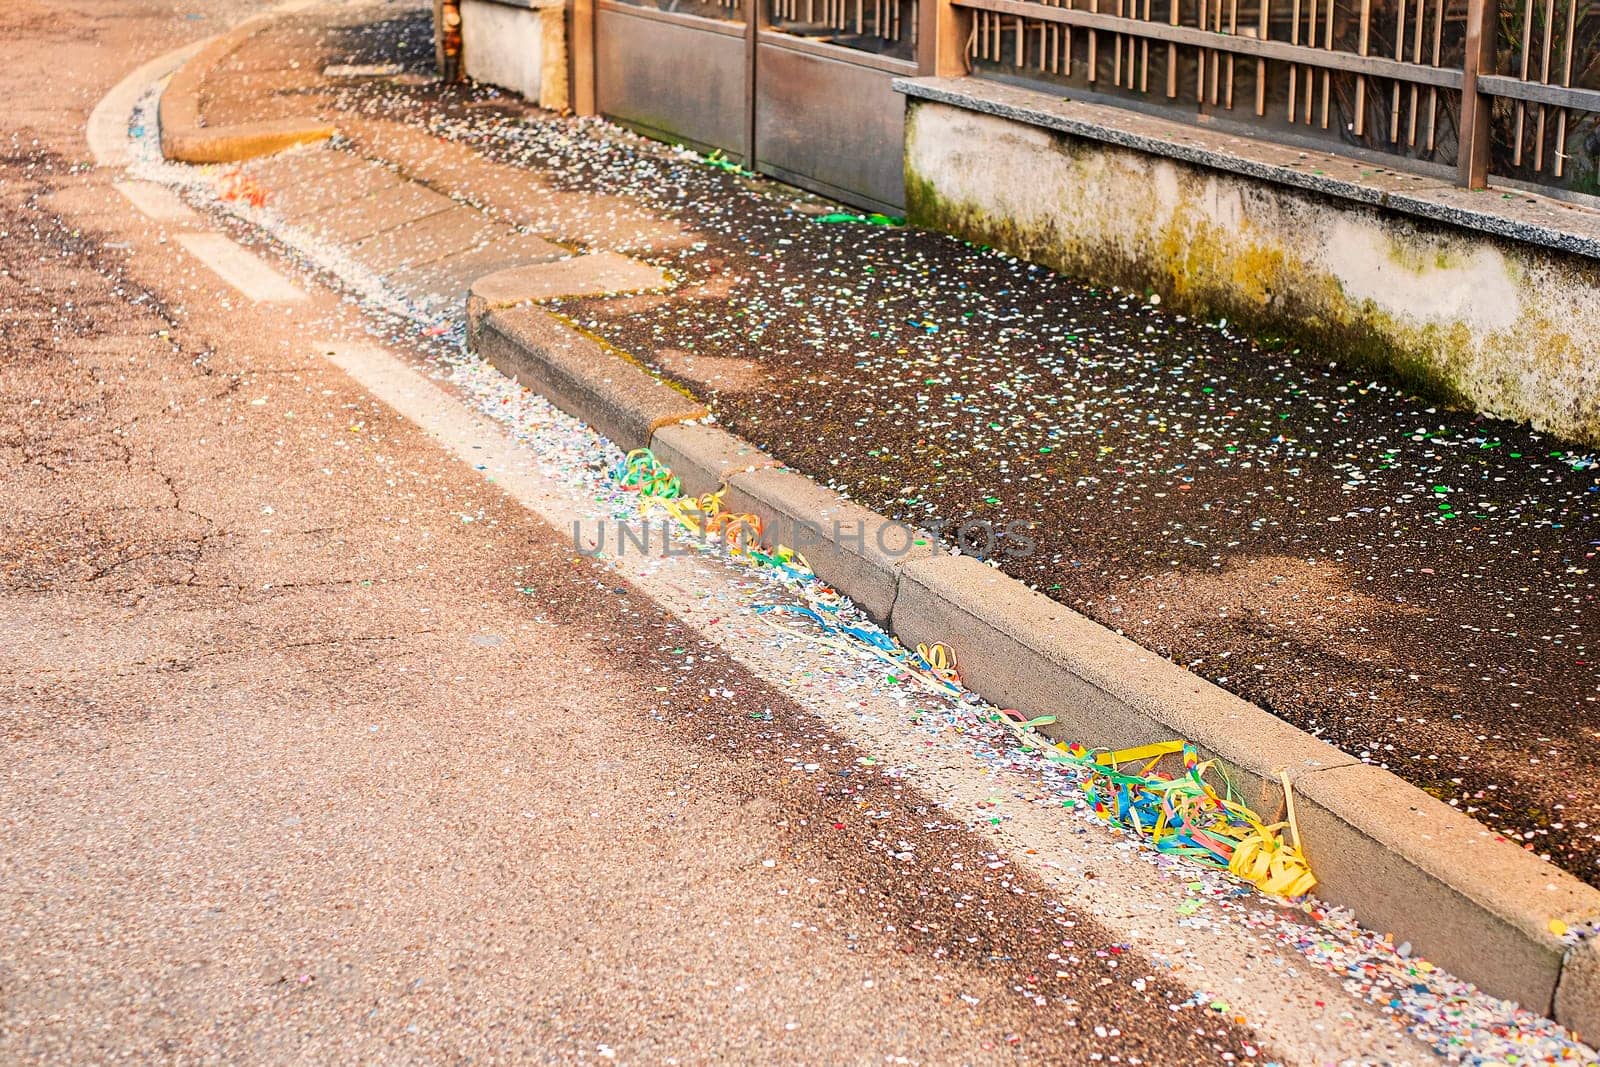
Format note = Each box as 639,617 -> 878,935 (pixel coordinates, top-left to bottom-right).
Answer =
611,449 -> 1315,899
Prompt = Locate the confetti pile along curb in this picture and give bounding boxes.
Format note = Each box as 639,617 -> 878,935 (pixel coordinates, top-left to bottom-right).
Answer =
613,446 -> 1317,900
458,85 -> 1600,894
116,41 -> 1600,1051
999,722 -> 1317,898
599,449 -> 1598,1064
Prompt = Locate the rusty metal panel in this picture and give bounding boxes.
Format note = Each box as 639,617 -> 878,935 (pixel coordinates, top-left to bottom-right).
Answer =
754,39 -> 909,210
595,2 -> 750,160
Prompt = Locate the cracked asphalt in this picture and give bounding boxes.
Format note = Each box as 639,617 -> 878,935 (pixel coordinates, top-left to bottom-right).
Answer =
0,1 -> 1274,1062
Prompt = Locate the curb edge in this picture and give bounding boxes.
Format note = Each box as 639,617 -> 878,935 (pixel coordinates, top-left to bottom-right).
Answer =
463,273 -> 1600,1040
157,15 -> 336,164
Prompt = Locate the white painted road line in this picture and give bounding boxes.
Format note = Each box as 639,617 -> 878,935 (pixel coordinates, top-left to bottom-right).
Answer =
114,180 -> 200,223
175,233 -> 307,303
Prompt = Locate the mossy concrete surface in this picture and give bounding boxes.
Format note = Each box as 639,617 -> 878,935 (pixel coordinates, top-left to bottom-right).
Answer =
905,100 -> 1600,445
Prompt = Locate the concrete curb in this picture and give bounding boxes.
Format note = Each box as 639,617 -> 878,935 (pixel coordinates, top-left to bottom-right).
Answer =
722,469 -> 938,624
159,17 -> 336,164
889,554 -> 1600,1018
463,302 -> 1600,1038
466,253 -> 671,348
475,305 -> 705,451
649,423 -> 780,498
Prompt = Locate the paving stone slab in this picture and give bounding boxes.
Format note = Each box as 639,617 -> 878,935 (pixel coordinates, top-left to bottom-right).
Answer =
250,149 -> 371,215
311,182 -> 458,245
350,203 -> 499,274
409,233 -> 569,309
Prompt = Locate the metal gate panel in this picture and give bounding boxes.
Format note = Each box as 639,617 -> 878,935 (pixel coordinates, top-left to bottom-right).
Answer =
753,39 -> 909,211
595,0 -> 751,161
589,0 -> 916,207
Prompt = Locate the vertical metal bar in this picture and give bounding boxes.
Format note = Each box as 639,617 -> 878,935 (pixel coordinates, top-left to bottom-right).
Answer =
1354,0 -> 1371,136
1197,0 -> 1206,99
1225,0 -> 1237,108
1048,0 -> 1059,74
1209,0 -> 1221,104
1514,0 -> 1534,164
1141,41 -> 1150,92
1141,0 -> 1151,93
1390,0 -> 1406,143
1288,0 -> 1301,120
1408,0 -> 1424,146
1256,0 -> 1269,116
1168,0 -> 1180,98
1319,0 -> 1331,127
1090,0 -> 1100,82
1555,0 -> 1575,176
1535,0 -> 1555,171
1114,0 -> 1125,83
1064,0 -> 1075,78
1427,0 -> 1443,149
1302,0 -> 1313,123
1458,0 -> 1496,187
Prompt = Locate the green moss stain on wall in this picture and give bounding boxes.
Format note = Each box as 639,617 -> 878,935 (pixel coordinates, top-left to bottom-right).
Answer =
904,101 -> 1600,443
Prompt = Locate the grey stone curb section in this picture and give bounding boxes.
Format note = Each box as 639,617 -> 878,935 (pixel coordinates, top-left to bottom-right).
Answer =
462,250 -> 1600,1042
160,17 -> 335,164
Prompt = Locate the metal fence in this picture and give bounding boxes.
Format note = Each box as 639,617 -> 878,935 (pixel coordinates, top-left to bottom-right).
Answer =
770,0 -> 920,58
954,0 -> 1600,194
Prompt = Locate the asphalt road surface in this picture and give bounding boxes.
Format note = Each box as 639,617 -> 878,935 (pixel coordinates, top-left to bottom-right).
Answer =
0,1 -> 1590,1063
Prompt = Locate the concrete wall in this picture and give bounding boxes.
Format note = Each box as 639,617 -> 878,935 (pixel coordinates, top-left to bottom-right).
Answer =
905,99 -> 1600,445
461,0 -> 568,112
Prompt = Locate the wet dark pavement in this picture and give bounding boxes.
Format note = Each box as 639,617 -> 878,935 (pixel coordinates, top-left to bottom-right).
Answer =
307,22 -> 1597,886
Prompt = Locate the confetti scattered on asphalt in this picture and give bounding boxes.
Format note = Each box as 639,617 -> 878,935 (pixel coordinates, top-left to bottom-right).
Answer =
120,10 -> 1600,1057
284,45 -> 1600,889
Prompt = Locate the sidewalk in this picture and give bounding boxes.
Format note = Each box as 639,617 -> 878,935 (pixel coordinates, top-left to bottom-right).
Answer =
200,4 -> 1598,889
